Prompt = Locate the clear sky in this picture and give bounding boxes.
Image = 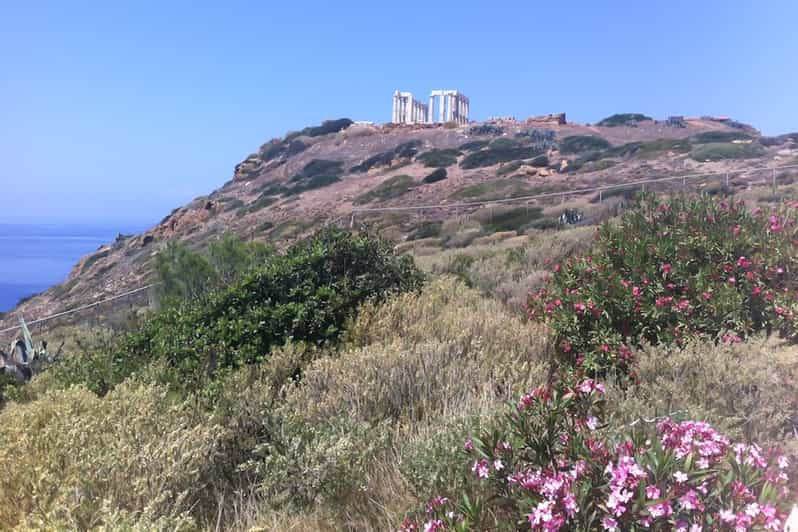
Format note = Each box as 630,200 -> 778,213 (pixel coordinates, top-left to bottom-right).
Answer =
2,1 -> 797,225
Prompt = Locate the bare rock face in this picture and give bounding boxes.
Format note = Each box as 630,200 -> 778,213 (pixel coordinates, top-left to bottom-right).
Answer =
234,155 -> 263,181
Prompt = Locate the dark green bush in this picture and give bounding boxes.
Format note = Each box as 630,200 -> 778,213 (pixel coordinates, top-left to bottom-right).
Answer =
691,131 -> 753,143
354,174 -> 416,205
559,135 -> 611,154
407,221 -> 443,240
237,193 -> 279,215
596,113 -> 653,127
56,229 -> 423,397
467,124 -> 504,136
489,138 -> 520,150
351,140 -> 422,173
529,154 -> 549,167
458,140 -> 489,152
496,161 -> 522,176
484,206 -> 544,233
284,174 -> 341,196
528,217 -> 560,230
422,168 -> 448,184
291,159 -> 343,181
690,142 -> 765,161
289,118 -> 353,138
460,146 -> 545,169
416,149 -> 460,168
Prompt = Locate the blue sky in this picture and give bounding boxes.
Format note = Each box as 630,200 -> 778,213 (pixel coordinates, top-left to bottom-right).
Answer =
2,1 -> 797,225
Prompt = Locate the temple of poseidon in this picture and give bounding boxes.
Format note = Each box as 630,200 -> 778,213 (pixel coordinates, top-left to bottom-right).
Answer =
391,89 -> 470,125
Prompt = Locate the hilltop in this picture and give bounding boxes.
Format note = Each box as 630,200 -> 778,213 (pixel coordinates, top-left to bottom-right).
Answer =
3,113 -> 798,329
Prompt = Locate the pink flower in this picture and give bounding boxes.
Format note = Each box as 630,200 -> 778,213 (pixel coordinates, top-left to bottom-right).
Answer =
727,276 -> 736,285
632,286 -> 642,298
472,459 -> 490,479
645,485 -> 660,499
732,224 -> 742,236
737,256 -> 752,269
702,291 -> 712,300
649,501 -> 673,518
673,471 -> 688,483
423,519 -> 444,532
602,516 -> 619,531
661,263 -> 672,275
493,459 -> 504,471
574,302 -> 587,314
719,509 -> 736,523
464,439 -> 474,452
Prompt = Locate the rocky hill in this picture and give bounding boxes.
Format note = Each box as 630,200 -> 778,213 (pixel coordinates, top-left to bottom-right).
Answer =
3,113 -> 798,330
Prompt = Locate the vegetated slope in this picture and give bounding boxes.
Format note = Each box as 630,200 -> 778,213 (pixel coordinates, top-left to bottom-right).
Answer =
3,114 -> 798,331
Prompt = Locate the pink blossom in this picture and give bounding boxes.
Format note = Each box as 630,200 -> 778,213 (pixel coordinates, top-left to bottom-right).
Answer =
632,286 -> 642,298
732,224 -> 742,236
463,439 -> 474,452
673,471 -> 688,483
423,519 -> 445,532
493,459 -> 505,471
472,459 -> 490,479
737,256 -> 752,269
719,509 -> 736,523
661,263 -> 672,275
573,302 -> 587,314
645,485 -> 660,499
602,516 -> 618,531
702,291 -> 712,300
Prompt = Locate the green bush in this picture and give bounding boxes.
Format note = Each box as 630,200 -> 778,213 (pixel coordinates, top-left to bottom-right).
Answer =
54,229 -> 423,396
529,154 -> 549,167
287,118 -> 353,139
407,221 -> 443,240
285,159 -> 344,195
238,193 -> 279,215
496,161 -> 522,176
467,124 -> 504,136
153,234 -> 274,307
691,130 -> 752,143
422,168 -> 448,184
354,174 -> 417,204
559,135 -> 611,154
416,149 -> 460,168
351,140 -> 422,173
460,145 -> 545,169
596,113 -> 653,127
458,140 -> 489,152
484,206 -> 544,233
528,193 -> 798,374
489,138 -> 520,150
690,142 -> 765,161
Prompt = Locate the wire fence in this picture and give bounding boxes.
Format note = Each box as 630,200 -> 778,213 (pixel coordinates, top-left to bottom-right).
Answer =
2,163 -> 797,339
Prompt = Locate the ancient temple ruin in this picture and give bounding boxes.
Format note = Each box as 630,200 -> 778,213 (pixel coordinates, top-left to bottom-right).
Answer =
392,89 -> 470,125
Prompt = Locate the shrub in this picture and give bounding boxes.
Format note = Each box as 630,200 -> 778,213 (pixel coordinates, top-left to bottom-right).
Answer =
354,174 -> 417,205
458,140 -> 489,152
460,146 -> 546,169
529,154 -> 549,167
408,221 -> 443,240
603,339 -> 798,447
289,118 -> 353,138
691,130 -> 753,143
489,137 -> 521,150
417,149 -> 460,168
528,193 -> 798,374
54,229 -> 423,396
153,234 -> 273,307
351,140 -> 422,173
690,142 -> 765,161
238,193 -> 279,215
403,378 -> 793,531
597,113 -> 653,127
468,124 -> 504,136
423,167 -> 448,184
559,135 -> 611,154
496,160 -> 522,176
515,128 -> 556,145
484,206 -> 544,233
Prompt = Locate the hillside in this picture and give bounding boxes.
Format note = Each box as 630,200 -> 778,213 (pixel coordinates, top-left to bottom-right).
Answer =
3,113 -> 798,330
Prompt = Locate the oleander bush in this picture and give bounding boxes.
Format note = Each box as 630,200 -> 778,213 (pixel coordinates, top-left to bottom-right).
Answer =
528,193 -> 798,374
402,378 -> 793,531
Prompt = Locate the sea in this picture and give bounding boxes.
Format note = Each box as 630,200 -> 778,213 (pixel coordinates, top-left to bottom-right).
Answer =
0,223 -> 148,313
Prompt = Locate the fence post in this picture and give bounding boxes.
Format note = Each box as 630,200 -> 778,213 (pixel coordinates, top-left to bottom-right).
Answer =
642,183 -> 646,193
598,190 -> 603,203
349,211 -> 355,229
725,173 -> 729,189
772,168 -> 777,195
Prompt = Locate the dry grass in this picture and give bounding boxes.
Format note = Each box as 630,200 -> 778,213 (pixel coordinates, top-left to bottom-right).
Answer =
604,337 -> 798,459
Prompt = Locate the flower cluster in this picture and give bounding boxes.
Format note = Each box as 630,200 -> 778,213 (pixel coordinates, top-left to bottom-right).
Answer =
404,379 -> 793,531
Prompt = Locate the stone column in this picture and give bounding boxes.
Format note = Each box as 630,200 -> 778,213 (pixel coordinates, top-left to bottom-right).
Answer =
392,94 -> 397,123
428,96 -> 435,123
438,94 -> 445,123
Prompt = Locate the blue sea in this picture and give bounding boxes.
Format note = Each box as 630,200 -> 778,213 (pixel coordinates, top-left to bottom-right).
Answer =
0,223 -> 147,313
